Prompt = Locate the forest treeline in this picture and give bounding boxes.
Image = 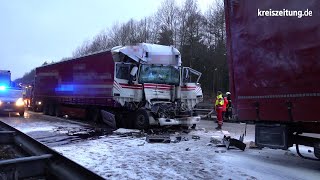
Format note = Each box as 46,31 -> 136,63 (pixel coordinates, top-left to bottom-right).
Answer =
16,0 -> 228,96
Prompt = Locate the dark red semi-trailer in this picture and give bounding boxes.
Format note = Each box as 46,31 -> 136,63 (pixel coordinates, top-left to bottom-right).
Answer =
33,51 -> 116,120
225,0 -> 320,159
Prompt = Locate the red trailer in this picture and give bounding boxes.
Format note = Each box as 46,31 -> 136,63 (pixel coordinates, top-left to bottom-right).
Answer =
33,51 -> 115,119
224,0 -> 320,159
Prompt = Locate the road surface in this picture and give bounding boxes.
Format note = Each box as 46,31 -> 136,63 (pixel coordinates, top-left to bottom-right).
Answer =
0,111 -> 319,180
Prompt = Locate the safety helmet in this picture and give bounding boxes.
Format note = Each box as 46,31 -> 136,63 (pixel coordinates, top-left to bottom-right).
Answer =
226,92 -> 231,95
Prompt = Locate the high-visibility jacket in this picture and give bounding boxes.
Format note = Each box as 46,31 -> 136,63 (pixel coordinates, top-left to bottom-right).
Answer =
215,94 -> 224,108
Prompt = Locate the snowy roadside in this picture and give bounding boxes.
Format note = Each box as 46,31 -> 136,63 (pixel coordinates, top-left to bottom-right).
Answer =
52,124 -> 320,180
1,114 -> 319,180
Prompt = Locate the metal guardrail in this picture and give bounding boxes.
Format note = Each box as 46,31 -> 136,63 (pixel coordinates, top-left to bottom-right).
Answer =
0,121 -> 104,179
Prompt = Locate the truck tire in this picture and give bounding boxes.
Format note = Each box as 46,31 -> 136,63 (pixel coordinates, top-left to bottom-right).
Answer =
43,103 -> 49,115
55,105 -> 62,117
314,143 -> 320,159
134,109 -> 149,130
49,103 -> 55,116
19,111 -> 24,117
92,109 -> 101,122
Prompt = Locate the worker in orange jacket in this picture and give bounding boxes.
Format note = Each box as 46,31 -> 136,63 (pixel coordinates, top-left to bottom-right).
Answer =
215,91 -> 224,130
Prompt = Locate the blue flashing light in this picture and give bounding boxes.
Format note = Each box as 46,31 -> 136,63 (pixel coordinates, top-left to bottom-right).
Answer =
55,84 -> 74,92
0,86 -> 6,91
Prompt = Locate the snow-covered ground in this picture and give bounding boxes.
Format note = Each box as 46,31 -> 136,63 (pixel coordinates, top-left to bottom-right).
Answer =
52,128 -> 320,180
1,112 -> 319,180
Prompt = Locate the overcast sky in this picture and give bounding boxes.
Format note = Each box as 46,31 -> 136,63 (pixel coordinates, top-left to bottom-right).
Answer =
0,0 -> 214,80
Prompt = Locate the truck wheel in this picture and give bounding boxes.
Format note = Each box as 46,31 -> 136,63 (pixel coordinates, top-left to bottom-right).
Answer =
314,143 -> 320,159
92,109 -> 101,122
134,109 -> 149,130
49,103 -> 55,116
43,103 -> 49,115
55,105 -> 62,117
19,111 -> 24,117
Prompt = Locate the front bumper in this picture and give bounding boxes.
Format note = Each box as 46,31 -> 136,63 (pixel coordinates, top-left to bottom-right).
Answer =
158,116 -> 201,126
0,101 -> 24,113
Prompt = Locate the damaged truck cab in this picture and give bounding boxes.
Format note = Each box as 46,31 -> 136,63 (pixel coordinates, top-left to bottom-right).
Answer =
111,43 -> 203,129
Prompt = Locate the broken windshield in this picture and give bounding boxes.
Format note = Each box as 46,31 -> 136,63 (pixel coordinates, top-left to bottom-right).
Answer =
138,64 -> 180,85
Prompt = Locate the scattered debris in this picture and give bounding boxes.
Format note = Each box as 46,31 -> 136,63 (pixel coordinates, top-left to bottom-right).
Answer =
113,128 -> 144,138
248,141 -> 260,149
182,137 -> 189,141
113,128 -> 140,134
185,148 -> 191,151
192,135 -> 200,140
171,136 -> 182,143
215,150 -> 227,153
206,143 -> 213,146
284,151 -> 296,157
210,136 -> 222,144
137,142 -> 145,146
221,130 -> 231,136
146,134 -> 171,143
222,135 -> 246,151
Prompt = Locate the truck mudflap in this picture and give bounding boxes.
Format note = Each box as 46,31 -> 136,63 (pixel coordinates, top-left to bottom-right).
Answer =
158,116 -> 201,126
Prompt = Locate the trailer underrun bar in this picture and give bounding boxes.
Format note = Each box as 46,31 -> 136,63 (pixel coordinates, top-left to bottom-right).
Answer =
0,121 -> 104,179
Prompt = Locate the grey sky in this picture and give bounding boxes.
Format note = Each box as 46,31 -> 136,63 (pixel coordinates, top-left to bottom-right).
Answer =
0,0 -> 213,80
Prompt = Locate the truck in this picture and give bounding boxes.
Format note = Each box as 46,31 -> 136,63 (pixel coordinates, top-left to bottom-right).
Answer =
32,43 -> 203,129
0,70 -> 25,116
224,0 -> 320,159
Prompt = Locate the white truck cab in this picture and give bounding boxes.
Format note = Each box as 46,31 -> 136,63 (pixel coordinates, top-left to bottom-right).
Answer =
111,43 -> 203,129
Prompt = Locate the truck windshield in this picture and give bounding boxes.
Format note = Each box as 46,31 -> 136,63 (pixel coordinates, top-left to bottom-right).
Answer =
138,64 -> 180,85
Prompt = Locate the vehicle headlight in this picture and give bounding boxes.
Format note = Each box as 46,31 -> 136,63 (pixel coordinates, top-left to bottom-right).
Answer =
16,98 -> 25,106
37,101 -> 42,105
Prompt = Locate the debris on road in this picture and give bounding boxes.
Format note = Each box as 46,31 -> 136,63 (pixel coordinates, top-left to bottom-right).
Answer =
192,135 -> 200,140
185,148 -> 191,151
222,135 -> 246,151
146,134 -> 171,143
248,141 -> 260,149
171,136 -> 182,143
214,150 -> 226,153
113,128 -> 144,138
210,136 -> 222,144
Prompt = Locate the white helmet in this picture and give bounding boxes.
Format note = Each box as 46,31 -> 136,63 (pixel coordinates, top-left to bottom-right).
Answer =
226,92 -> 231,95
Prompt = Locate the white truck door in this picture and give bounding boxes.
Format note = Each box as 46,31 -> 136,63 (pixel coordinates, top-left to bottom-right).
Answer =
181,67 -> 203,109
113,62 -> 143,106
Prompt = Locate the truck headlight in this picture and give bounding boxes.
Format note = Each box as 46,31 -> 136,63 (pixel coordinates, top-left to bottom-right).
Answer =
16,98 -> 25,106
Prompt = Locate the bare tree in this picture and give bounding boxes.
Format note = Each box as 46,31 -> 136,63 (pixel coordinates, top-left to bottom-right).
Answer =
155,0 -> 180,46
70,0 -> 229,96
